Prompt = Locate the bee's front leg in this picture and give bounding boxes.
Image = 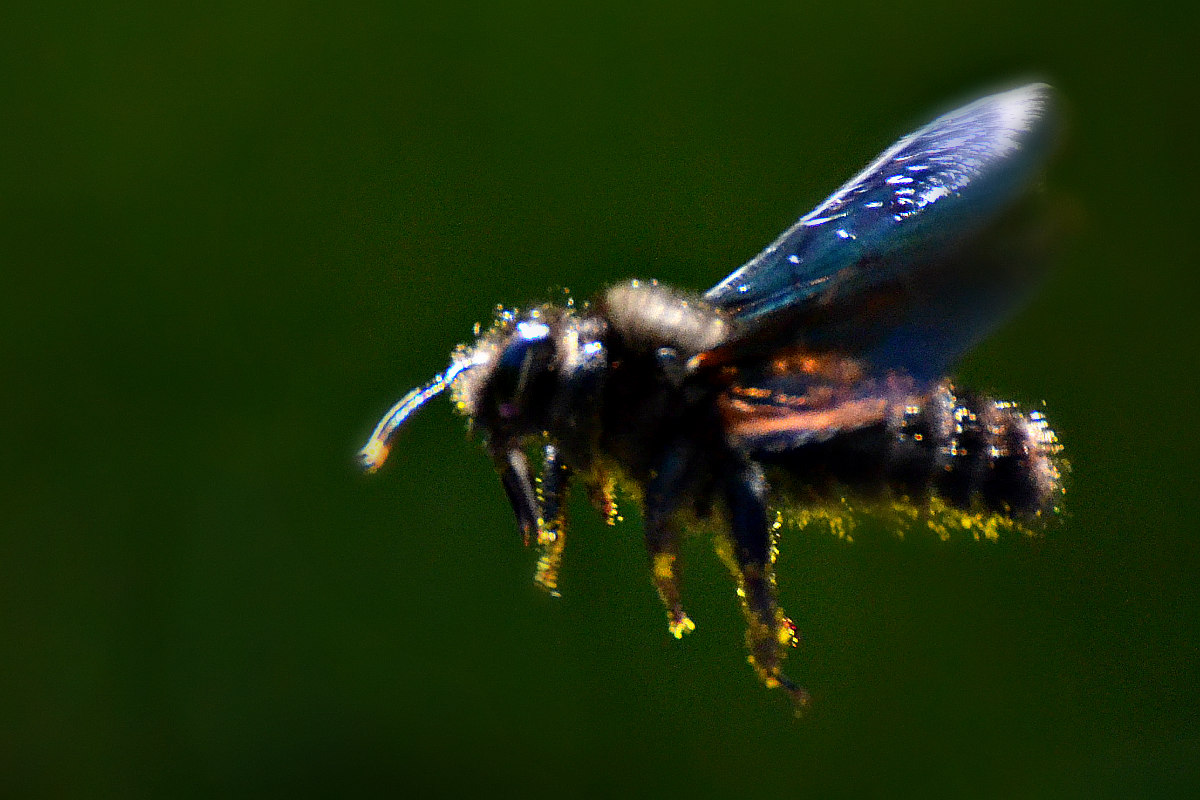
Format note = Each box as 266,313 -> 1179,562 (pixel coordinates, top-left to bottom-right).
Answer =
494,446 -> 540,545
534,443 -> 571,596
721,463 -> 809,709
643,445 -> 697,639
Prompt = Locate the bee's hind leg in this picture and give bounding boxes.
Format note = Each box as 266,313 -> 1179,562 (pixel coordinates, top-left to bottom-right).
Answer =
642,444 -> 700,639
720,462 -> 809,709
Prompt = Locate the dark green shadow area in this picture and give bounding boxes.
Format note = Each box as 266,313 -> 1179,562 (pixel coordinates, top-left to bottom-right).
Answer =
2,1 -> 1197,797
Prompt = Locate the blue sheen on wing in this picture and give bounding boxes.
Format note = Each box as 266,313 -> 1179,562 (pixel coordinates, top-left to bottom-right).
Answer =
704,84 -> 1057,343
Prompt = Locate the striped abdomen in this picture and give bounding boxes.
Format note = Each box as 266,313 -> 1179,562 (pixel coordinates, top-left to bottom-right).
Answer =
752,383 -> 1063,517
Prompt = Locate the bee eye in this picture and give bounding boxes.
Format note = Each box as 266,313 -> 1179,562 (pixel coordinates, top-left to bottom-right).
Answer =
488,325 -> 556,419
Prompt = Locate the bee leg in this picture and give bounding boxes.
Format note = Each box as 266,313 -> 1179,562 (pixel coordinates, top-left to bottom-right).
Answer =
494,447 -> 540,545
534,444 -> 571,597
643,445 -> 697,639
585,468 -> 621,526
721,464 -> 808,709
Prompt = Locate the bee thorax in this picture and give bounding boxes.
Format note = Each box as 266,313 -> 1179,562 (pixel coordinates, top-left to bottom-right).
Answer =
603,280 -> 732,355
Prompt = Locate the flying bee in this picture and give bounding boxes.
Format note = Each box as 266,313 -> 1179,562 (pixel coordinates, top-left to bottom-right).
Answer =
358,84 -> 1065,707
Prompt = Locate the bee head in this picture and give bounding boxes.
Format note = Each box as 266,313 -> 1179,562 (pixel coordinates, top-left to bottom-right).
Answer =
451,309 -> 563,445
358,304 -> 597,541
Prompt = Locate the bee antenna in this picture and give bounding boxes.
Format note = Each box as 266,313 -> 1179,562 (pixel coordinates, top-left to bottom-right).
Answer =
357,359 -> 476,473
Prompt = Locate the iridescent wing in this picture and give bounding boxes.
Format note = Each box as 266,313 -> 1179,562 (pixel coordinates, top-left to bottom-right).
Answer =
704,84 -> 1058,378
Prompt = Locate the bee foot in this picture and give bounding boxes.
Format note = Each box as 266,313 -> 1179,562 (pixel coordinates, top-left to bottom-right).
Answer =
668,613 -> 696,639
776,673 -> 811,713
533,564 -> 562,598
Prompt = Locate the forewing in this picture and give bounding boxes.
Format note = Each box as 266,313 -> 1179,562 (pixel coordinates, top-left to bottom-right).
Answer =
704,84 -> 1057,364
724,195 -> 1061,379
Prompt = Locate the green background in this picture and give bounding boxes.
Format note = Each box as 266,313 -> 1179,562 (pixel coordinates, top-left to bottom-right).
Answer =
3,1 -> 1197,796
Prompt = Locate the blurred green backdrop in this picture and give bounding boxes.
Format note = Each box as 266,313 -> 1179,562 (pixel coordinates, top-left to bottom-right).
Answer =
3,1 -> 1197,796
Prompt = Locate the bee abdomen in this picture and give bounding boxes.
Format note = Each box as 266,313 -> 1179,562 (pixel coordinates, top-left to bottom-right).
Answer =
891,384 -> 1062,516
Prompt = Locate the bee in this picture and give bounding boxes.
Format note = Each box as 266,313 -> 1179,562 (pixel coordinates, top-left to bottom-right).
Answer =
358,84 -> 1065,707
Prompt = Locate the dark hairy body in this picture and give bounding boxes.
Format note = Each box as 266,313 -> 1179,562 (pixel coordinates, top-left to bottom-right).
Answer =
459,281 -> 1060,703
359,84 -> 1065,706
